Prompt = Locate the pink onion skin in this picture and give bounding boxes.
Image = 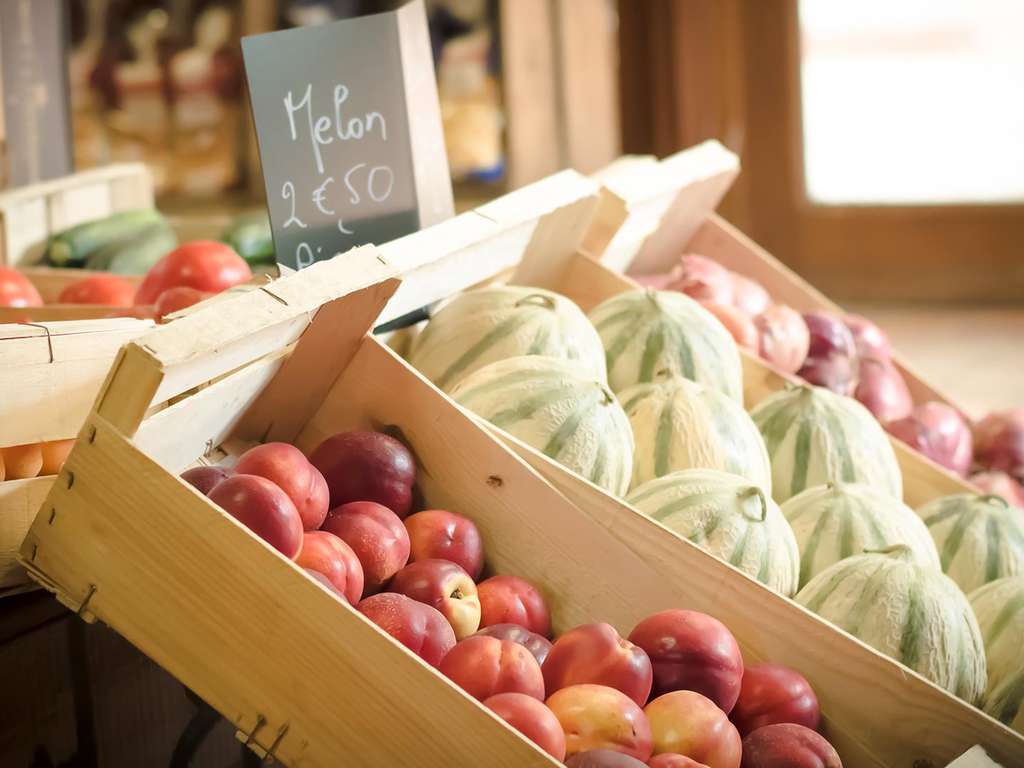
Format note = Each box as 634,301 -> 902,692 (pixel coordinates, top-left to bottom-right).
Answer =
798,354 -> 857,396
855,357 -> 913,423
755,305 -> 810,374
974,409 -> 1024,481
843,314 -> 892,361
730,273 -> 771,318
699,301 -> 759,351
970,471 -> 1024,508
803,312 -> 857,361
666,254 -> 734,305
886,402 -> 973,477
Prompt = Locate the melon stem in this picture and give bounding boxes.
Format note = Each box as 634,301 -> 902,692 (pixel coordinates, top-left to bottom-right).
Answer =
739,486 -> 768,522
863,543 -> 914,558
515,293 -> 557,311
978,493 -> 1009,508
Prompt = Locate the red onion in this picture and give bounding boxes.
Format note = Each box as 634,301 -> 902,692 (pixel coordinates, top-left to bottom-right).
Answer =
798,355 -> 857,396
854,357 -> 913,423
974,409 -> 1024,481
798,312 -> 859,395
754,305 -> 810,374
803,311 -> 857,361
886,402 -> 973,477
699,301 -> 759,351
843,313 -> 892,360
970,471 -> 1024,508
666,254 -> 734,305
730,273 -> 771,317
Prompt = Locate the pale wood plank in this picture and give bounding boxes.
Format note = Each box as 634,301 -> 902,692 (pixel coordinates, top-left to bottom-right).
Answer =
598,140 -> 740,272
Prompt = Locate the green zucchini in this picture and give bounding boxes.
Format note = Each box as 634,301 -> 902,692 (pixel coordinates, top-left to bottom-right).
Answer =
221,212 -> 275,266
85,222 -> 178,274
46,209 -> 166,267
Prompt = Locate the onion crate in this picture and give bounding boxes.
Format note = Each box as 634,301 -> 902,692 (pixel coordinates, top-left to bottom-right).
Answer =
0,317 -> 152,594
17,250 -> 1021,767
601,147 -> 970,422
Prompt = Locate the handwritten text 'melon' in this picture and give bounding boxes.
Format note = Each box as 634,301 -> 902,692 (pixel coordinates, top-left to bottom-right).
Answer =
284,83 -> 387,175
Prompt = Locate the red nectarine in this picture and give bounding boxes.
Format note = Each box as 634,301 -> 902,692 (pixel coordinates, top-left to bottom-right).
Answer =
357,592 -> 455,667
295,531 -> 364,603
404,509 -> 484,579
322,501 -> 410,593
439,635 -> 545,701
234,442 -> 329,530
309,430 -> 416,517
740,723 -> 841,768
543,623 -> 653,707
644,691 -> 741,768
477,575 -> 551,637
390,559 -> 481,639
484,692 -> 566,761
208,474 -> 303,558
628,610 -> 744,713
181,465 -> 233,496
475,624 -> 552,665
546,684 -> 653,762
731,664 -> 820,737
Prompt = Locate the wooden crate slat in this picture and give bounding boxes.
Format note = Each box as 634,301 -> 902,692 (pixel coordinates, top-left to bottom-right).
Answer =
0,164 -> 153,267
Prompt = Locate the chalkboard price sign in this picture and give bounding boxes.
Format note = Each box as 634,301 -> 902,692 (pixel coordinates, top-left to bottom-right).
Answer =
242,0 -> 454,270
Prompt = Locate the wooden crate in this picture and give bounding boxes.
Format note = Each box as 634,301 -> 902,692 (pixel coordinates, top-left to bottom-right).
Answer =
0,318 -> 153,594
18,245 -> 1023,767
592,140 -> 741,275
603,149 -> 968,420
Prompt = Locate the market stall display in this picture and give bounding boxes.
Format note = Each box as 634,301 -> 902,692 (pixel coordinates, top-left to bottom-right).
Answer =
17,248 -> 1023,766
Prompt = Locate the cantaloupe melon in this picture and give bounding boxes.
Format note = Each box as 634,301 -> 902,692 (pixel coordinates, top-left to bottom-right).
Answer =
620,376 -> 771,492
917,494 -> 1024,594
751,384 -> 902,503
782,482 -> 939,588
588,288 -> 743,401
451,355 -> 634,495
795,545 -> 986,703
408,286 -> 606,391
968,575 -> 1024,698
626,468 -> 799,596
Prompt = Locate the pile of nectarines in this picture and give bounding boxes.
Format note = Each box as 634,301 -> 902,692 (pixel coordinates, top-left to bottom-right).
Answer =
182,429 -> 842,768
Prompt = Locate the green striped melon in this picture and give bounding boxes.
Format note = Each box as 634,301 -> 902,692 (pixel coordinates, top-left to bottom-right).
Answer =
626,469 -> 800,596
407,286 -> 605,392
751,384 -> 902,503
968,575 -> 1024,697
916,494 -> 1024,594
451,355 -> 634,495
795,545 -> 986,703
984,666 -> 1024,736
588,288 -> 743,402
782,482 -> 939,588
620,377 -> 771,492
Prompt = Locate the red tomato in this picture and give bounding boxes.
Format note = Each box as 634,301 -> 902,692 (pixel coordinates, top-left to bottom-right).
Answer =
135,241 -> 251,305
154,286 -> 213,319
58,274 -> 136,306
0,267 -> 43,308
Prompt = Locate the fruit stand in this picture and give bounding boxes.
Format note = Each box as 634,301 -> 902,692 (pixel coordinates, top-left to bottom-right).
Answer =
15,246 -> 1023,767
2,142 -> 1023,768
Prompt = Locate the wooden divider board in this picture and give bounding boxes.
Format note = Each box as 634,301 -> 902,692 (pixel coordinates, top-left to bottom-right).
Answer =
593,140 -> 740,274
18,242 -> 1022,768
0,165 -> 153,267
0,317 -> 153,592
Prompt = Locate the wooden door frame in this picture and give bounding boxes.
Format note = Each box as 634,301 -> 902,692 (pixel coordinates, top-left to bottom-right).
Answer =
620,0 -> 1024,303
